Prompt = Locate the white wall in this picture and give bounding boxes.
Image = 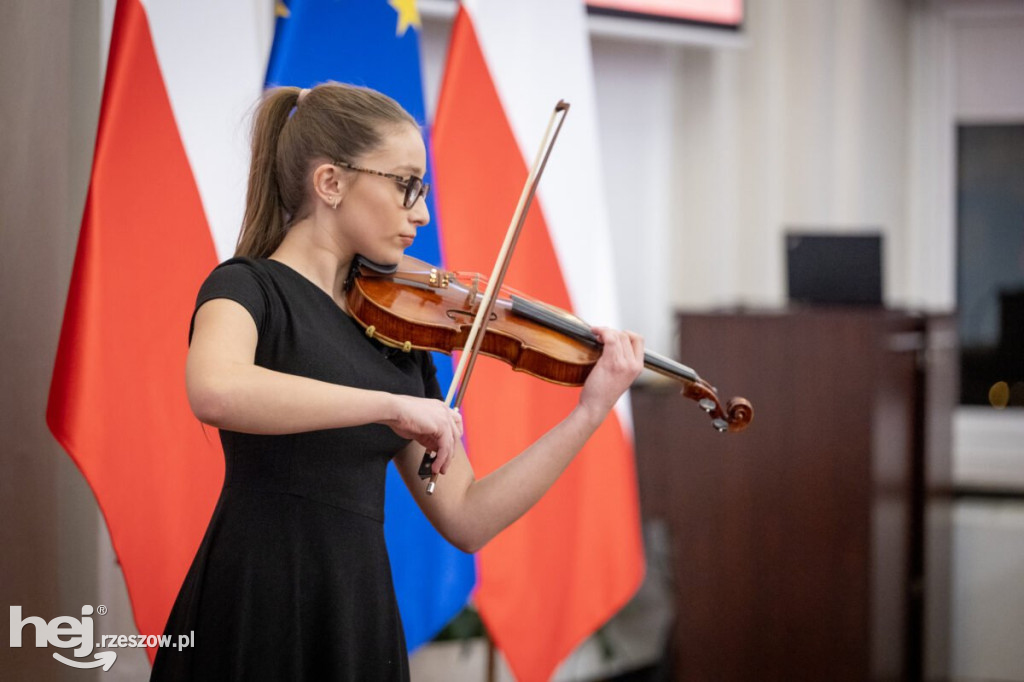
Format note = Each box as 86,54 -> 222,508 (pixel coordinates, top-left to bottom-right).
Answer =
951,501 -> 1024,681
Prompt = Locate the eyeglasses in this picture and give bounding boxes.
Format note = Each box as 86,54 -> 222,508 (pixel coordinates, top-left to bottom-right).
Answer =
334,161 -> 430,209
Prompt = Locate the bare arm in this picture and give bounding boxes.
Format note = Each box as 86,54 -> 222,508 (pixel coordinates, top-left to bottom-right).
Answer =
393,328 -> 644,553
187,298 -> 463,459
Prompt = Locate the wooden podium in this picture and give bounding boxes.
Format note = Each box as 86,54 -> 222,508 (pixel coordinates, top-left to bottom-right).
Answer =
630,310 -> 955,681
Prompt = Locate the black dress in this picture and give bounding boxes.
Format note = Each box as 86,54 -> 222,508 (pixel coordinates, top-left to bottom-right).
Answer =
150,258 -> 441,681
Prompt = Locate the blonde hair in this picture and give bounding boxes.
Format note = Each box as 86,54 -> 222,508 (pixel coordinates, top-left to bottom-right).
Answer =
236,83 -> 417,259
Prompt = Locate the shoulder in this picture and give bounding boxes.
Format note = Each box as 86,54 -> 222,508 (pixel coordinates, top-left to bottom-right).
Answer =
197,257 -> 280,301
192,258 -> 279,339
201,257 -> 271,287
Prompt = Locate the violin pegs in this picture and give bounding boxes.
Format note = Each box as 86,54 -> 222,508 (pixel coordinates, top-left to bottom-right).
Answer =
712,418 -> 729,433
698,398 -> 716,413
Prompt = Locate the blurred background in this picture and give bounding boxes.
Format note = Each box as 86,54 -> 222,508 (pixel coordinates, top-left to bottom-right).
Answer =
2,0 -> 1022,680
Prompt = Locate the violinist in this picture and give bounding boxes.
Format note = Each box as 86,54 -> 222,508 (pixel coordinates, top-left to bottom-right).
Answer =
150,82 -> 644,682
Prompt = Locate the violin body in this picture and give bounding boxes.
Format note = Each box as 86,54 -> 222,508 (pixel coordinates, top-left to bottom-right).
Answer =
347,255 -> 599,386
346,255 -> 753,433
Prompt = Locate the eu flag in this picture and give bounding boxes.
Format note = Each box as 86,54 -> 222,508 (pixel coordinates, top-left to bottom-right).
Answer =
265,0 -> 475,651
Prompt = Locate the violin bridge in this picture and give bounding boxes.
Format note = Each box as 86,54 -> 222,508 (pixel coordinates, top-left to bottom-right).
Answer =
464,274 -> 480,310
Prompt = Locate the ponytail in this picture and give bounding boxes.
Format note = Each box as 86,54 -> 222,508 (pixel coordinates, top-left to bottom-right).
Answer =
235,83 -> 417,259
236,87 -> 301,258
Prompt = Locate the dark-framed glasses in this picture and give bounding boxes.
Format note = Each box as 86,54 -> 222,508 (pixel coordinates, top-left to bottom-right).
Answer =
334,161 -> 430,209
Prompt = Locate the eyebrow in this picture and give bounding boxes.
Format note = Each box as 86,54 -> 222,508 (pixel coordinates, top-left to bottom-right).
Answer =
393,164 -> 425,177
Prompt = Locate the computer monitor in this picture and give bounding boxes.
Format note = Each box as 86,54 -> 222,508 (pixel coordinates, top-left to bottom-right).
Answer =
785,231 -> 883,306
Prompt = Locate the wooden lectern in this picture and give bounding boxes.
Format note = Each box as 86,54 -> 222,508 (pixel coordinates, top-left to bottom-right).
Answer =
630,310 -> 955,681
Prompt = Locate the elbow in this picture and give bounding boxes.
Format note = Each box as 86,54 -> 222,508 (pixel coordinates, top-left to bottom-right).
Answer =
444,527 -> 491,555
185,353 -> 243,428
431,487 -> 500,554
453,537 -> 483,555
187,377 -> 232,428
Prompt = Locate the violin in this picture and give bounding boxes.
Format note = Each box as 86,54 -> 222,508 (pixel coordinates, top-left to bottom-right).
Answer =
346,254 -> 753,433
352,100 -> 750,495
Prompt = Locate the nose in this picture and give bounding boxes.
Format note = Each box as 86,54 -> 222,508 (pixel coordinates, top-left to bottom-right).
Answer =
409,195 -> 430,227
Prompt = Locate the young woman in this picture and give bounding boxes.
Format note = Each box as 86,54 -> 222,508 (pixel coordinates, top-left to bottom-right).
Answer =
150,82 -> 643,681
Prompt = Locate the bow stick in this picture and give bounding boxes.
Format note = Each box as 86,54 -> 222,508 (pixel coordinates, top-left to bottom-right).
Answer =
420,100 -> 571,494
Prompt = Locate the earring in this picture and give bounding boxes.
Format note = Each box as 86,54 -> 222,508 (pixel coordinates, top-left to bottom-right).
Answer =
331,197 -> 339,210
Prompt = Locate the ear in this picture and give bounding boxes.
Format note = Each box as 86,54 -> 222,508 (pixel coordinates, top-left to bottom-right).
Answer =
311,162 -> 348,208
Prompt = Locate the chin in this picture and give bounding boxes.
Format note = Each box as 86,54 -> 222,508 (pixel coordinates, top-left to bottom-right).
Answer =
362,249 -> 403,268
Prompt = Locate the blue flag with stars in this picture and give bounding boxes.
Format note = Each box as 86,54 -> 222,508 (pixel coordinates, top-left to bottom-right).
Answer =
265,0 -> 475,651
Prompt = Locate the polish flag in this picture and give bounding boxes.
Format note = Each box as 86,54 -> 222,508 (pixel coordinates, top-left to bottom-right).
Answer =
432,1 -> 645,680
46,0 -> 267,657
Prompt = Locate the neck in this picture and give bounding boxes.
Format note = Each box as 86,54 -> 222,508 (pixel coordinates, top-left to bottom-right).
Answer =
270,218 -> 354,304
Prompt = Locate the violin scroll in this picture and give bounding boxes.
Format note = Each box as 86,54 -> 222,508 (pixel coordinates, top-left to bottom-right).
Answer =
683,380 -> 754,433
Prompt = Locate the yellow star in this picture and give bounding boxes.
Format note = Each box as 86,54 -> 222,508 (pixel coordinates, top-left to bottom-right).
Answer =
388,0 -> 421,37
275,1 -> 290,18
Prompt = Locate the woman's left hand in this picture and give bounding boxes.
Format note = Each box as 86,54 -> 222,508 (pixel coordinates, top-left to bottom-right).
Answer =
577,327 -> 645,419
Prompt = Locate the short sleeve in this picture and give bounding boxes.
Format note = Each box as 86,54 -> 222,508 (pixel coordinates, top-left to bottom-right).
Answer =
418,351 -> 445,401
189,259 -> 270,343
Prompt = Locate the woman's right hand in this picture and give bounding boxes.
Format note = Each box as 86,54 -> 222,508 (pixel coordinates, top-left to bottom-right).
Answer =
382,395 -> 463,475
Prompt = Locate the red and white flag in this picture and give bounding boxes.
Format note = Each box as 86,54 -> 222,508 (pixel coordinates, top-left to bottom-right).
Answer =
47,0 -> 266,657
432,1 -> 646,679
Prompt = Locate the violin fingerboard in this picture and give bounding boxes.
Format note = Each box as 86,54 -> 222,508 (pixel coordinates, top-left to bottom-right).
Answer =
509,296 -> 597,344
